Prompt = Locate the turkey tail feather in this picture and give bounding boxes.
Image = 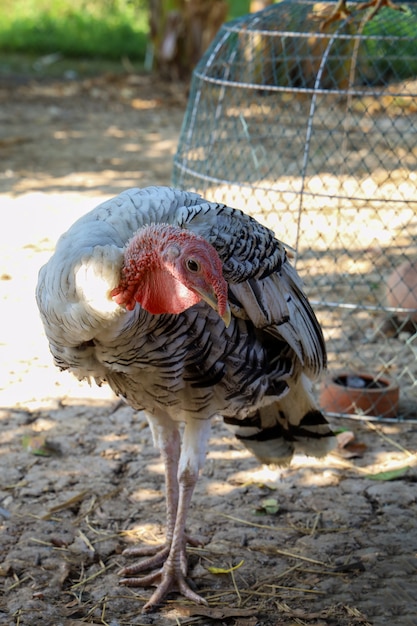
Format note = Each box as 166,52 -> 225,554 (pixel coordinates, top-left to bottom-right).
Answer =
224,374 -> 335,466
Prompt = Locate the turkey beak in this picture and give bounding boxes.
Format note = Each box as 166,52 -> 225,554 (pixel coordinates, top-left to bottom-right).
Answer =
220,302 -> 232,328
195,288 -> 231,327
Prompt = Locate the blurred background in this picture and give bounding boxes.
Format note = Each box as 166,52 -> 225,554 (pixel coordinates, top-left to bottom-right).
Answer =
0,0 -> 268,81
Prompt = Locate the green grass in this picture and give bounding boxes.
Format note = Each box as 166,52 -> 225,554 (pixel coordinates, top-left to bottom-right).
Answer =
0,0 -> 148,61
0,0 -> 251,66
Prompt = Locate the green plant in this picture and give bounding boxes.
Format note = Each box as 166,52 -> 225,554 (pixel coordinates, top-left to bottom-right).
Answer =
363,6 -> 417,81
0,0 -> 148,60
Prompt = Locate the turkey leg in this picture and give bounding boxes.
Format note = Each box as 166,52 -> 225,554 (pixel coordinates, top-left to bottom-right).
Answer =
120,424 -> 181,572
120,416 -> 211,611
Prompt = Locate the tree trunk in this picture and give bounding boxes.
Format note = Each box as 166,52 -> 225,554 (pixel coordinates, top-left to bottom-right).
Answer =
148,0 -> 228,80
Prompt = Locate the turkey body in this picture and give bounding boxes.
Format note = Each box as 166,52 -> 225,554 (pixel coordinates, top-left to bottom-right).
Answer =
36,186 -> 334,611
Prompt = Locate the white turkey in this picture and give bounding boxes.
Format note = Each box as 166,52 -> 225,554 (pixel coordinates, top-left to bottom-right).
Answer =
36,186 -> 335,611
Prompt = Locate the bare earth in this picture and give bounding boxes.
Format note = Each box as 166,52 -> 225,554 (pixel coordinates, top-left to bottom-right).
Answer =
1,73 -> 416,626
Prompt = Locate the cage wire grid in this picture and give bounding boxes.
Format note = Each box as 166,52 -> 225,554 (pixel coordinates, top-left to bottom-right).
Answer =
172,0 -> 417,422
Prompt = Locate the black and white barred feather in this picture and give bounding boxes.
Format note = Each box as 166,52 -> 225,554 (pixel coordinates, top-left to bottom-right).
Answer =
36,186 -> 334,465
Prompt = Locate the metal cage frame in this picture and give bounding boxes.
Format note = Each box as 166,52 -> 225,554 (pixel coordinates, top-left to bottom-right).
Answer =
173,1 -> 417,422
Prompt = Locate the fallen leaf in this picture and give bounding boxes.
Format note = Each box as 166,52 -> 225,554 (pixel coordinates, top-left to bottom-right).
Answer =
336,430 -> 355,447
188,606 -> 257,619
366,466 -> 410,481
255,497 -> 280,515
207,559 -> 244,574
22,435 -> 61,457
336,430 -> 367,459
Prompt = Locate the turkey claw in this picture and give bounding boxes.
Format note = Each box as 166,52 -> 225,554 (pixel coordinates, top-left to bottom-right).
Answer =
121,564 -> 207,613
119,545 -> 170,576
121,534 -> 203,578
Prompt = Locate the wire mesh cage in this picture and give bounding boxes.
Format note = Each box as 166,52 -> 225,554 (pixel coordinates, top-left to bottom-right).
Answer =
172,0 -> 417,422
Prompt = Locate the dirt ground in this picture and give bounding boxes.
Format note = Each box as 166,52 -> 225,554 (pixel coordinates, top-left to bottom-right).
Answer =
1,71 -> 417,626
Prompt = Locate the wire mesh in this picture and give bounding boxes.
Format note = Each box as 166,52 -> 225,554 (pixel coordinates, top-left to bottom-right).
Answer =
172,0 -> 417,422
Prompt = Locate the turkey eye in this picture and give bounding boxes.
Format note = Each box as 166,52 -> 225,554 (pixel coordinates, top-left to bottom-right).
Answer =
186,258 -> 200,273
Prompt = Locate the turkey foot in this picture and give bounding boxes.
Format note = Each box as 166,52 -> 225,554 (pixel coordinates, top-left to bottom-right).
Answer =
120,544 -> 171,577
120,553 -> 207,612
120,533 -> 202,577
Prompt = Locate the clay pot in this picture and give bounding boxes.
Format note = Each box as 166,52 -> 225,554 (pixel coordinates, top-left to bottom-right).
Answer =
320,372 -> 399,418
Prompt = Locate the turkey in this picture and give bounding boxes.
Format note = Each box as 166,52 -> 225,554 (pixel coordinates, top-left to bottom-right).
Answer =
36,186 -> 335,612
